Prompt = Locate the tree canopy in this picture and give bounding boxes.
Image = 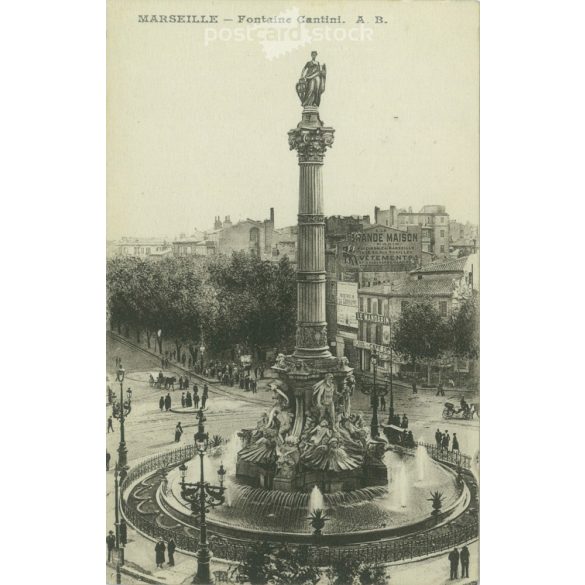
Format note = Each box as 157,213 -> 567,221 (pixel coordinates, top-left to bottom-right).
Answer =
106,253 -> 296,358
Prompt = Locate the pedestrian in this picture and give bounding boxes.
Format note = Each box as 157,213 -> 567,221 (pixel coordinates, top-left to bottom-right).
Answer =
244,375 -> 250,391
442,430 -> 450,451
106,530 -> 116,562
167,537 -> 176,567
178,376 -> 183,390
107,416 -> 114,433
452,433 -> 460,453
401,414 -> 409,429
193,388 -> 199,409
107,385 -> 113,404
181,392 -> 186,408
448,547 -> 459,580
182,353 -> 186,367
184,377 -> 189,391
120,519 -> 127,546
412,381 -> 417,394
106,451 -> 111,471
460,545 -> 470,578
380,394 -> 386,411
202,385 -> 208,409
161,357 -> 165,369
186,390 -> 193,408
155,538 -> 166,568
435,428 -> 442,449
164,393 -> 171,412
188,356 -> 192,369
175,422 -> 183,442
436,382 -> 445,397
159,396 -> 164,412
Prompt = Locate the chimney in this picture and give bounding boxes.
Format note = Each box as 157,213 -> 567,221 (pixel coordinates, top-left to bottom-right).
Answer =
270,207 -> 274,224
374,206 -> 380,224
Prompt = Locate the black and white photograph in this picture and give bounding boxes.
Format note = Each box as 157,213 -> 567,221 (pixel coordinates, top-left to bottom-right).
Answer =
105,1 -> 479,583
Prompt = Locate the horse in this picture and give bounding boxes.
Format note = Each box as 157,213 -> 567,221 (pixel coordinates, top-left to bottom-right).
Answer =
164,376 -> 176,390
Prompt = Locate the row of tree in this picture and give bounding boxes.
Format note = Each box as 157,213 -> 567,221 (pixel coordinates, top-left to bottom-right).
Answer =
106,252 -> 297,361
392,294 -> 479,384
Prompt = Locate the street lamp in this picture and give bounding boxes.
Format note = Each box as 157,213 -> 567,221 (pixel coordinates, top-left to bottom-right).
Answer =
179,408 -> 227,584
113,366 -> 132,473
199,344 -> 206,373
360,348 -> 388,438
113,462 -> 125,565
386,344 -> 395,426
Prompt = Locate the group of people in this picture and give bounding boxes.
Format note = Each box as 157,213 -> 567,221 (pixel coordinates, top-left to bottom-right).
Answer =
159,393 -> 172,412
199,360 -> 265,391
448,546 -> 470,579
155,537 -> 176,568
435,428 -> 460,452
180,384 -> 209,409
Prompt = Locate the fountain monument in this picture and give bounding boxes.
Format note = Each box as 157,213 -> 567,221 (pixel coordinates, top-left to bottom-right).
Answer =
235,53 -> 388,494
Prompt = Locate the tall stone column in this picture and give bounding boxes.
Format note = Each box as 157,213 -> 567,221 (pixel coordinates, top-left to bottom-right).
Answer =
288,106 -> 335,359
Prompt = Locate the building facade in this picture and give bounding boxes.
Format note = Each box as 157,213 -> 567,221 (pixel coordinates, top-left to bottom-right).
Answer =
356,254 -> 477,375
116,238 -> 172,258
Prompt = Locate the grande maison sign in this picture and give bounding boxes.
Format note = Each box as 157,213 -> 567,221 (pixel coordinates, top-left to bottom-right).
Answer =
338,225 -> 422,272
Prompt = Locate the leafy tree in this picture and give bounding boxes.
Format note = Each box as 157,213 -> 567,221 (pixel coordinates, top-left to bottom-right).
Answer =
393,299 -> 449,384
448,293 -> 479,360
231,541 -> 320,585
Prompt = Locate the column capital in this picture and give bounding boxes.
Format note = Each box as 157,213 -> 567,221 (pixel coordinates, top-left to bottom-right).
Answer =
288,125 -> 335,164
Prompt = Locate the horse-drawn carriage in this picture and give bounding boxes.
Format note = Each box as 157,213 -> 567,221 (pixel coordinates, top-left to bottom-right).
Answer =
442,400 -> 479,420
149,372 -> 176,390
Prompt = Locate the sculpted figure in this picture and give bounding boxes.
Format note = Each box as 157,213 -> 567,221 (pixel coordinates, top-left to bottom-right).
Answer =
296,51 -> 327,107
313,373 -> 337,425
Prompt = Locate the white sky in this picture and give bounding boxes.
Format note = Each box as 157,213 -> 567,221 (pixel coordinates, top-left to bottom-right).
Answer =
107,0 -> 479,239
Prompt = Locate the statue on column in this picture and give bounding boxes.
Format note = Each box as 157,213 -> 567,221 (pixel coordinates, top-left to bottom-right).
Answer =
296,51 -> 327,107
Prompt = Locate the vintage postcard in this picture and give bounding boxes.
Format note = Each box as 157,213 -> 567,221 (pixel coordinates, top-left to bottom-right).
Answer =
106,1 -> 479,584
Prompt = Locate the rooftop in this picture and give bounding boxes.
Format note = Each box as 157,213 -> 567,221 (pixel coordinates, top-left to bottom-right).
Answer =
359,277 -> 456,297
410,257 -> 468,274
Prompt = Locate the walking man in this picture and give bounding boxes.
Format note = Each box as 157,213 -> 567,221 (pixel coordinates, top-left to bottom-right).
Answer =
401,414 -> 409,429
380,394 -> 386,412
106,451 -> 111,471
202,385 -> 209,409
159,395 -> 164,412
460,545 -> 470,578
167,537 -> 176,567
452,433 -> 460,453
435,428 -> 442,449
175,422 -> 183,442
436,382 -> 445,397
107,416 -> 114,433
448,547 -> 459,580
106,531 -> 116,562
155,538 -> 166,568
164,393 -> 171,412
193,388 -> 199,409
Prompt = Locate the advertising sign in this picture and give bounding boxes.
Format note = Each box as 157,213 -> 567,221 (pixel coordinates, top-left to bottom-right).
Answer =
336,281 -> 358,327
338,225 -> 422,272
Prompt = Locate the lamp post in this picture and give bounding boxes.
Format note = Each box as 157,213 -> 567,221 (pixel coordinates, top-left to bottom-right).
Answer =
386,344 -> 395,426
179,408 -> 227,584
113,462 -> 125,565
113,366 -> 132,473
199,344 -> 205,373
360,348 -> 387,438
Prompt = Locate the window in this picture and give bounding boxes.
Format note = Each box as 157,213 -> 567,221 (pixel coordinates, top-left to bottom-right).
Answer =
371,298 -> 378,315
359,296 -> 364,311
440,245 -> 445,253
440,230 -> 445,238
376,325 -> 383,345
439,301 -> 448,317
146,247 -> 151,255
367,298 -> 371,313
